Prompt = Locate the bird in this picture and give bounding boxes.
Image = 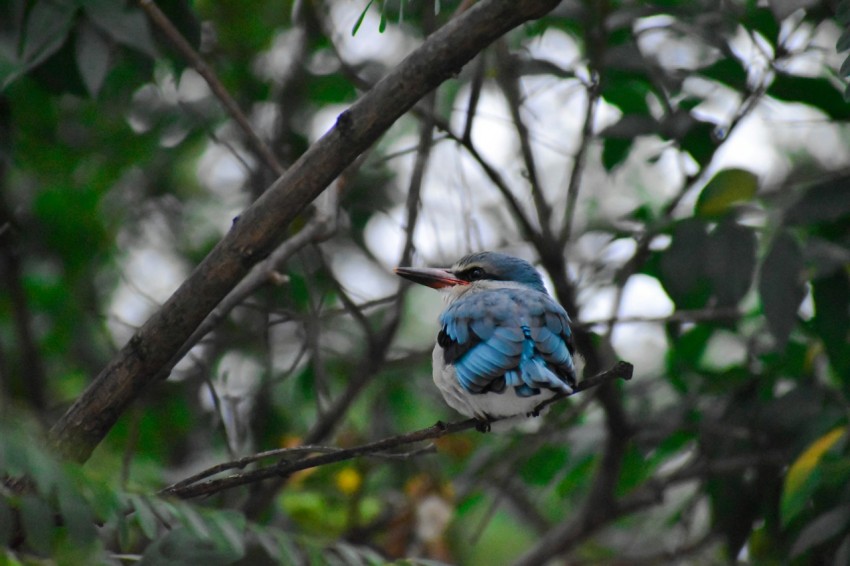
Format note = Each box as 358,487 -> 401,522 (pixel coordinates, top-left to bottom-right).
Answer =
394,252 -> 577,428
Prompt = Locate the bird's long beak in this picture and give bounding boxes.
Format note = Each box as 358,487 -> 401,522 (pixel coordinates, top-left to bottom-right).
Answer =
393,266 -> 469,289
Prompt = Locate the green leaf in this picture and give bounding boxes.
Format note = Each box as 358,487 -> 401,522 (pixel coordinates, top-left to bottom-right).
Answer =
742,6 -> 779,43
602,69 -> 652,116
520,446 -> 568,486
659,218 -> 711,308
695,168 -> 758,218
83,0 -> 158,57
20,0 -> 77,68
835,29 -> 850,53
129,495 -> 159,539
812,272 -> 850,385
759,231 -> 806,347
601,137 -> 632,171
20,494 -> 55,553
841,55 -> 850,78
790,505 -> 850,557
57,488 -> 97,545
206,511 -> 247,558
700,57 -> 747,90
351,0 -> 375,36
174,503 -> 212,540
75,21 -> 110,96
679,119 -> 716,167
705,217 -> 756,306
139,526 -> 242,566
768,74 -> 850,121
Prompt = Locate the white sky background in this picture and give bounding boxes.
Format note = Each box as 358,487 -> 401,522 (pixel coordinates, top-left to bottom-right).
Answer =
108,6 -> 850,389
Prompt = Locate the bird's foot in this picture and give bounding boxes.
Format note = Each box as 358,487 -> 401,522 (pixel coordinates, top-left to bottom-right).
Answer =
475,419 -> 491,433
434,420 -> 448,432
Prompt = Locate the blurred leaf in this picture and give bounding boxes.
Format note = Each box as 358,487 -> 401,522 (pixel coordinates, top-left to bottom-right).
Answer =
75,21 -> 110,96
520,445 -> 568,486
759,231 -> 806,347
768,74 -> 850,120
700,57 -> 747,90
602,70 -> 652,115
616,444 -> 651,495
83,0 -> 158,57
784,178 -> 850,225
659,218 -> 711,308
20,0 -> 77,70
782,427 -> 846,526
743,6 -> 779,42
708,474 -> 759,557
352,0 -> 375,36
812,272 -> 850,384
0,497 -> 12,546
57,485 -> 97,546
601,137 -> 632,171
667,325 -> 714,392
206,511 -> 247,558
139,526 -> 243,566
129,495 -> 160,539
790,505 -> 850,557
696,168 -> 758,218
679,119 -> 716,167
841,54 -> 850,78
20,494 -> 55,553
556,454 -> 595,499
705,218 -> 757,306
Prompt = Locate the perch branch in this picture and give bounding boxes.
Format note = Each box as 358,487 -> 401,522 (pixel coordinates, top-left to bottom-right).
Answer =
159,361 -> 632,499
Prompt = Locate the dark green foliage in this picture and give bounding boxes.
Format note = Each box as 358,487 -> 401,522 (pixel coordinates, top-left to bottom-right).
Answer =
2,0 -> 850,564
759,231 -> 806,348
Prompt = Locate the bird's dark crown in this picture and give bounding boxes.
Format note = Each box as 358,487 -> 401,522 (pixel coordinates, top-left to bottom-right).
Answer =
451,252 -> 547,293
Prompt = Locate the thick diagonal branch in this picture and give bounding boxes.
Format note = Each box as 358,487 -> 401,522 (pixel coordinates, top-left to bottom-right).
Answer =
48,0 -> 562,464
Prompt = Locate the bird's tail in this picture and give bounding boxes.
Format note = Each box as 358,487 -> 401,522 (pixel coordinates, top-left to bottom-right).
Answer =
514,326 -> 573,397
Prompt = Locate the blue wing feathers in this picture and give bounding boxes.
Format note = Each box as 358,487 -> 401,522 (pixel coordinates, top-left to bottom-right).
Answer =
470,318 -> 495,340
439,288 -> 577,396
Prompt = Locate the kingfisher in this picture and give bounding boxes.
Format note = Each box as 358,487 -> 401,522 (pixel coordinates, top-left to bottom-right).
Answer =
394,252 -> 577,426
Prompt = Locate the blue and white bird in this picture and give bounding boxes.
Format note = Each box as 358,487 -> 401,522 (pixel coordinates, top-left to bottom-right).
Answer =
394,252 -> 577,425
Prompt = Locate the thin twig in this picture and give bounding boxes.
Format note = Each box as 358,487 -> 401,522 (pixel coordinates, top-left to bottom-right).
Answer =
560,77 -> 599,244
495,40 -> 553,237
138,0 -> 285,177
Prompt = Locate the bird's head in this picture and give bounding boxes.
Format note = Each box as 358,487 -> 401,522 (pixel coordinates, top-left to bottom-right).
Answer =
394,251 -> 547,297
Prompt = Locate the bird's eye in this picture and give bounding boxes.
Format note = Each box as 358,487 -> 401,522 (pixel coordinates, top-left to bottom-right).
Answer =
467,267 -> 485,280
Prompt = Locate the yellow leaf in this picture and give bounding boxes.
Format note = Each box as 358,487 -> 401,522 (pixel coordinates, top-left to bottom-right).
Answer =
695,168 -> 758,218
785,427 -> 846,497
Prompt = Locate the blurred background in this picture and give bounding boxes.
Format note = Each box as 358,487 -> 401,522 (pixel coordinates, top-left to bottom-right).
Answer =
2,0 -> 850,564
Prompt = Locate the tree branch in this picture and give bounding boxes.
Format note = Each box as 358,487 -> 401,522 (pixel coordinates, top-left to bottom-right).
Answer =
49,0 -> 562,464
159,361 -> 632,499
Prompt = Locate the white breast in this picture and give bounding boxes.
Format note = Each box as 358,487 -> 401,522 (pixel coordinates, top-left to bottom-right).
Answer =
431,345 -> 557,422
